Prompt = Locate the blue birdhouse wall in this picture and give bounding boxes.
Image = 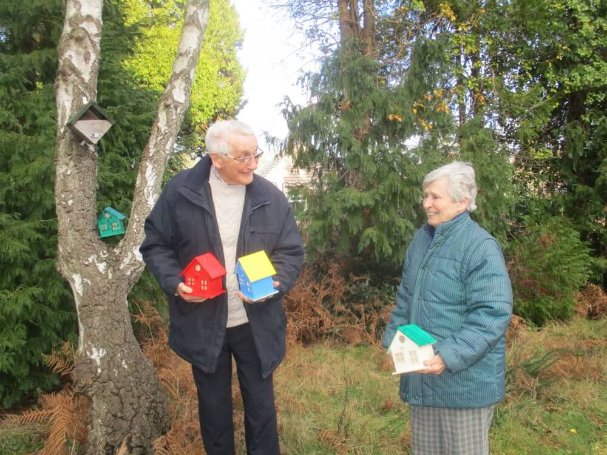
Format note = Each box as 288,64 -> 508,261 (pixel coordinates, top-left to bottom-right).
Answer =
235,251 -> 279,301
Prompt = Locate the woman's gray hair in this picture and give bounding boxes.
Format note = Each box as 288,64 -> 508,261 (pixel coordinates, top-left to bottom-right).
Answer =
205,119 -> 256,155
423,161 -> 478,212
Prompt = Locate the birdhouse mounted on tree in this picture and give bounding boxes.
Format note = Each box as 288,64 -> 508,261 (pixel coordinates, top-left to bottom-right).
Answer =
235,250 -> 279,302
180,253 -> 226,299
97,207 -> 126,238
67,101 -> 114,145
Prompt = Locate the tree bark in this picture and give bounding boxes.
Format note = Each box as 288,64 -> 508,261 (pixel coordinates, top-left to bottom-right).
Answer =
54,0 -> 210,453
361,0 -> 375,57
338,0 -> 360,46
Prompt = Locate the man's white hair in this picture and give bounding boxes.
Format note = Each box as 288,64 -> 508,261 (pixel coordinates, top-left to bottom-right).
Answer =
205,119 -> 256,155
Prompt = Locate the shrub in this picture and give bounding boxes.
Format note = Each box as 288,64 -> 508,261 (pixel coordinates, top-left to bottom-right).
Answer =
283,261 -> 397,344
576,284 -> 607,319
507,217 -> 591,325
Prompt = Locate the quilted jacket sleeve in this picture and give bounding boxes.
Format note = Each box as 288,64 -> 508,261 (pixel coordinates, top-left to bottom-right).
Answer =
434,238 -> 513,373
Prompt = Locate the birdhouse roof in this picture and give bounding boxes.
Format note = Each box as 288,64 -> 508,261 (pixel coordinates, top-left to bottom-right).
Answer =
67,101 -> 115,125
181,253 -> 226,279
237,251 -> 276,281
101,207 -> 126,220
396,324 -> 437,346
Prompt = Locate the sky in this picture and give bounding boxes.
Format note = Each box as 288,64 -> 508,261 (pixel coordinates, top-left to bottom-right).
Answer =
230,1 -> 315,151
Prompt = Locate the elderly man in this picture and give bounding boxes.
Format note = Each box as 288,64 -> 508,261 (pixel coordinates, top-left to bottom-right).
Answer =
140,119 -> 304,454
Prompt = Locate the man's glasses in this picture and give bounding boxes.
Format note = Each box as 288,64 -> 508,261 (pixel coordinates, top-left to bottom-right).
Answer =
223,149 -> 264,164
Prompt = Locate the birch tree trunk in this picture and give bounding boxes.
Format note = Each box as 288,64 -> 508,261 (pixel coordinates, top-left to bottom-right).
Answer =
54,0 -> 210,453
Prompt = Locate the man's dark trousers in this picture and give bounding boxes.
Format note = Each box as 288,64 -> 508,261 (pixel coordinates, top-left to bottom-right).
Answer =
192,323 -> 280,455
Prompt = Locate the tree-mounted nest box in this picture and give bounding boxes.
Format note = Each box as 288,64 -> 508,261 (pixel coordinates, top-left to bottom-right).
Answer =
97,206 -> 126,238
67,101 -> 114,145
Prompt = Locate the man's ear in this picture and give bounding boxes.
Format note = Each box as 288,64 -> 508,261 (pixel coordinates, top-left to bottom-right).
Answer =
209,152 -> 223,169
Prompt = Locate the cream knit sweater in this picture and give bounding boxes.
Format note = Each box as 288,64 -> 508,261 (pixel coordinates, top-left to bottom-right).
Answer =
209,166 -> 248,327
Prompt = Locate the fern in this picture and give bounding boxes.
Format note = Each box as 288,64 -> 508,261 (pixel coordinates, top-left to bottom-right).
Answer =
41,342 -> 75,379
2,409 -> 52,426
1,340 -> 86,455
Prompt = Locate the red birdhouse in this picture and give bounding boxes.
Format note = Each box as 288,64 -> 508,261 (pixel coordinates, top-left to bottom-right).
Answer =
179,253 -> 226,299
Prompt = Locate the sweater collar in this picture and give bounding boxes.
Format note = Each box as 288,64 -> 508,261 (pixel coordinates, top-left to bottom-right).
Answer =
210,164 -> 228,185
181,154 -> 269,206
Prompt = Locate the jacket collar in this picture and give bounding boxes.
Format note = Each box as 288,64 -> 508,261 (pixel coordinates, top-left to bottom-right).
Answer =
423,211 -> 470,238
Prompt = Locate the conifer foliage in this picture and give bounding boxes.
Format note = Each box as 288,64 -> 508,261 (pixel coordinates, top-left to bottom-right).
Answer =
282,0 -> 514,270
0,0 -> 75,409
282,0 -> 601,321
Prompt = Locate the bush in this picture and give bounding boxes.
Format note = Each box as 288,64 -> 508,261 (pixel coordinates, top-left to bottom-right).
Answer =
283,261 -> 397,344
507,217 -> 591,325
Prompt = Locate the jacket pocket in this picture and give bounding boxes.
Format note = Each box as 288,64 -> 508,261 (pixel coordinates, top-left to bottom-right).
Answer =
247,227 -> 280,251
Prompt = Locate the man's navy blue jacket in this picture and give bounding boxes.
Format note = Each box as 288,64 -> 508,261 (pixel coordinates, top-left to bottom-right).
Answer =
140,155 -> 305,377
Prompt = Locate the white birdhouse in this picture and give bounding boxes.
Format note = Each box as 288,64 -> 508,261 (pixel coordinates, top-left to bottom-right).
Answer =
388,324 -> 437,375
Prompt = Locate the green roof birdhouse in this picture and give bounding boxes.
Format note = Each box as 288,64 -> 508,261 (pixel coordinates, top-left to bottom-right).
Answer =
387,324 -> 437,375
67,101 -> 114,145
97,207 -> 126,238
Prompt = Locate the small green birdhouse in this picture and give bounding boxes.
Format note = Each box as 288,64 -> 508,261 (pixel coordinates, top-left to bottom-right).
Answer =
97,207 -> 126,238
67,101 -> 114,145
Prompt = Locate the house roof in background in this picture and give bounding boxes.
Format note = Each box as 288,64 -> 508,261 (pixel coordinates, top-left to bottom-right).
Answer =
256,154 -> 312,191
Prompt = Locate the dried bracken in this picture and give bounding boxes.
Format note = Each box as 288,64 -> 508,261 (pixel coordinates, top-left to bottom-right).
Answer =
2,342 -> 88,455
134,301 -> 206,455
575,283 -> 607,319
284,262 -> 388,345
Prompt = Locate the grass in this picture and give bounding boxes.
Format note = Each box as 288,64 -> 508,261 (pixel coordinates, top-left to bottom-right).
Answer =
490,317 -> 607,455
272,317 -> 607,454
275,343 -> 409,454
0,423 -> 45,454
2,316 -> 606,454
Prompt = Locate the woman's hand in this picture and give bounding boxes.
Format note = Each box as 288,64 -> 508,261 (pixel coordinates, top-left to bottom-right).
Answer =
419,354 -> 446,375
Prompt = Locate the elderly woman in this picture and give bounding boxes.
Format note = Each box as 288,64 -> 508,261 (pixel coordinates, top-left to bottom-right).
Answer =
382,161 -> 512,455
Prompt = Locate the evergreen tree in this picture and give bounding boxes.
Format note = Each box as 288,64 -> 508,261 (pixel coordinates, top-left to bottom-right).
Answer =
0,0 -> 73,408
282,0 -> 514,274
488,0 -> 607,279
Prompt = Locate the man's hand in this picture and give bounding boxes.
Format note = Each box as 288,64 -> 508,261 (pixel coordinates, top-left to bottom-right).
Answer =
176,282 -> 207,303
237,281 -> 280,304
418,354 -> 446,375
